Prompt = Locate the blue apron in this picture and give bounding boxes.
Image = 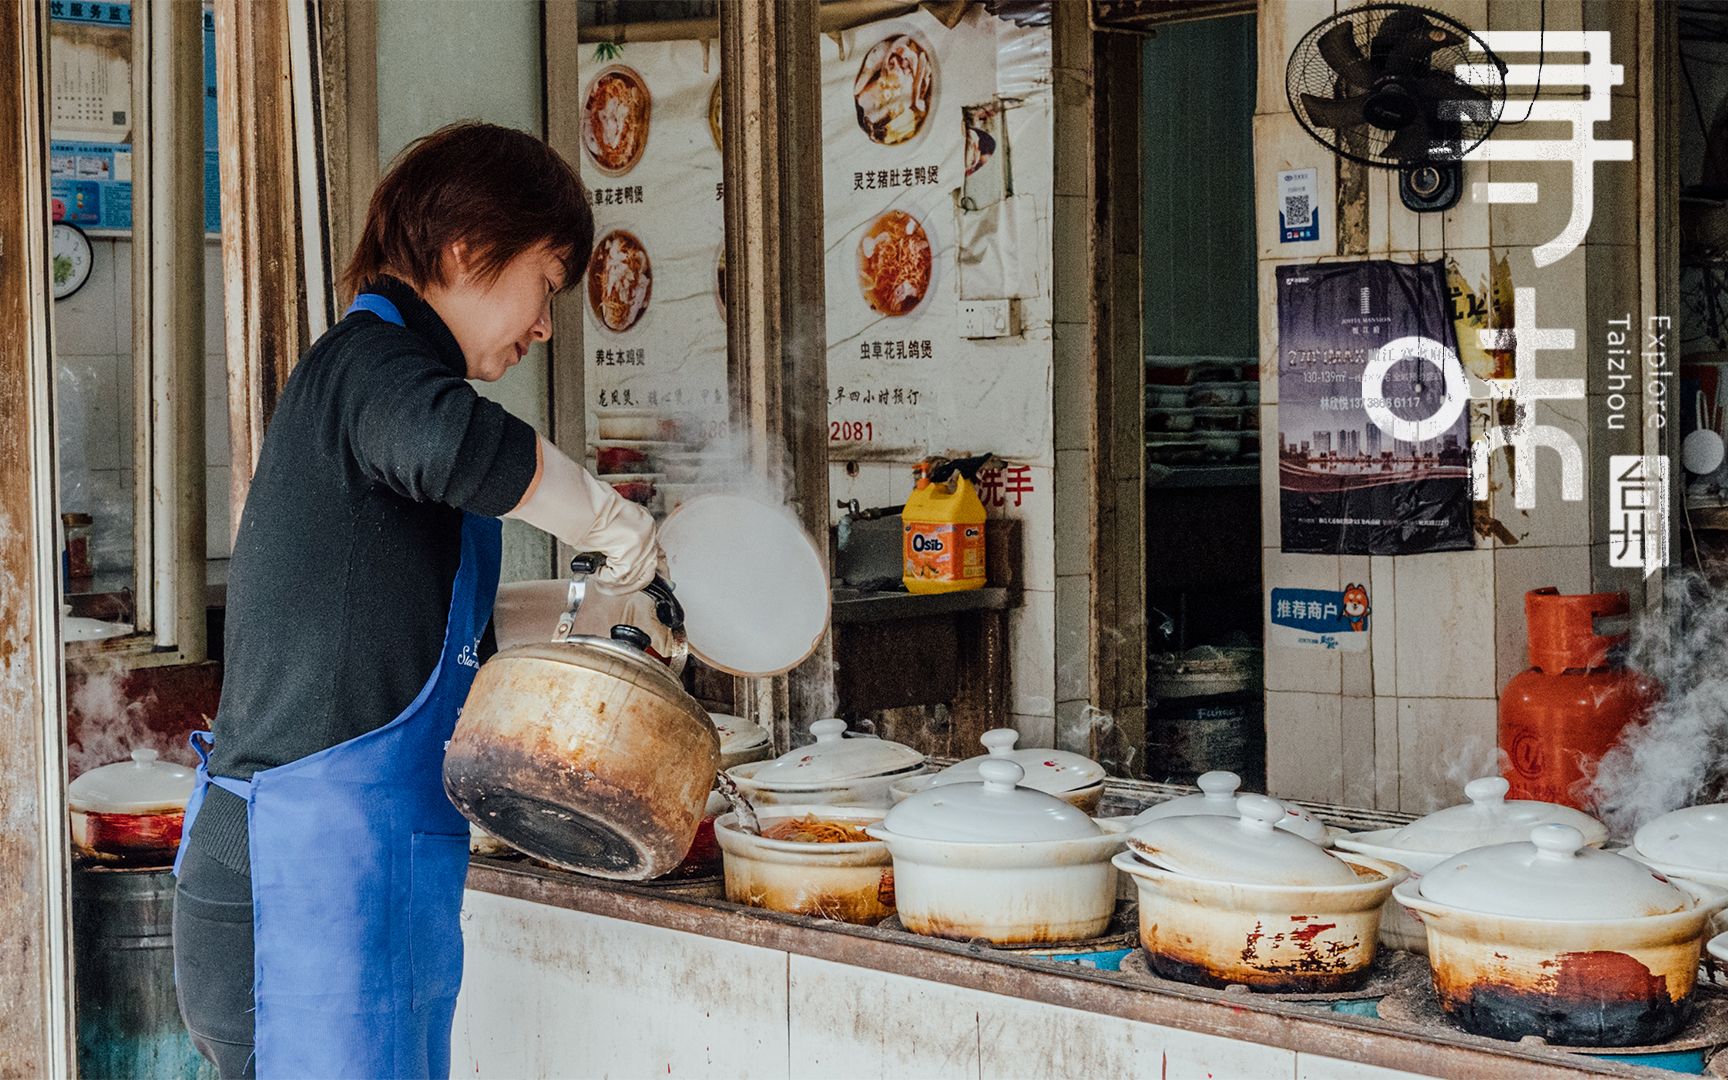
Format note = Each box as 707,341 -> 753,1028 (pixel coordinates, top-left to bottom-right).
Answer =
176,293 -> 501,1078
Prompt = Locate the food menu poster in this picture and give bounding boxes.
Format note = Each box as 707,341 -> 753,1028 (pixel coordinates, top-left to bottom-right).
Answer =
575,40 -> 729,446
820,9 -> 1055,461
574,11 -> 1055,466
48,3 -> 221,234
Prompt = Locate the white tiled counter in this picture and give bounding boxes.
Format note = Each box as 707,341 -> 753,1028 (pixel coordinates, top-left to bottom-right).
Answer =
452,861 -> 1644,1080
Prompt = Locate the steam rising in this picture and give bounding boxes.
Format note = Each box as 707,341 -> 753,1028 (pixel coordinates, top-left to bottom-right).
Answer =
67,656 -> 178,778
1588,572 -> 1728,836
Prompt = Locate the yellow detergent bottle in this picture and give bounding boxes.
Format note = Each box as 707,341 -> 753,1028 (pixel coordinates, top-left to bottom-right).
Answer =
902,461 -> 987,594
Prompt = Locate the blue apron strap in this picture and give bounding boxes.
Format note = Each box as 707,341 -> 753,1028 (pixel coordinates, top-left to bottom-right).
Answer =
174,730 -> 246,876
345,292 -> 405,327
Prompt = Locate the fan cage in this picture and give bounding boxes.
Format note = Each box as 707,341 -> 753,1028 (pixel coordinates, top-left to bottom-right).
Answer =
1286,2 -> 1507,170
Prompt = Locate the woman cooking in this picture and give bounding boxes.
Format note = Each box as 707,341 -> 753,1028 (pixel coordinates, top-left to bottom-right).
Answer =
170,122 -> 652,1078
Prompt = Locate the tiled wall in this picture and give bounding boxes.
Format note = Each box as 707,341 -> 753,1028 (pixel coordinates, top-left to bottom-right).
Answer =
52,237 -> 231,578
453,890 -> 1441,1080
1256,0 -> 1647,812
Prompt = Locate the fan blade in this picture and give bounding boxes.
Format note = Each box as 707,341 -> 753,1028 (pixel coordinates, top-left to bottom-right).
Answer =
1416,72 -> 1493,127
1384,113 -> 1467,164
1301,92 -> 1372,130
1374,12 -> 1463,80
1317,23 -> 1374,90
1383,120 -> 1436,163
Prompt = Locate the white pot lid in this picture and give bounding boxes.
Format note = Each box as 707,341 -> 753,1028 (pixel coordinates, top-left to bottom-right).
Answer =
1710,931 -> 1728,964
659,493 -> 830,677
1126,794 -> 1357,887
1382,776 -> 1607,855
1418,824 -> 1690,920
709,713 -> 771,755
927,729 -> 1104,795
67,749 -> 194,815
1127,771 -> 1329,844
748,719 -> 924,785
1632,803 -> 1728,874
881,760 -> 1103,842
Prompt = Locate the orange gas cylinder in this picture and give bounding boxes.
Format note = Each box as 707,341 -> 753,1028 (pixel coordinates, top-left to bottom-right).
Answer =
1499,588 -> 1659,809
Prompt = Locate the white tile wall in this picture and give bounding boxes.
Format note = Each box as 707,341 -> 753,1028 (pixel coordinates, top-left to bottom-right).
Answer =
455,891 -> 1446,1080
1009,589 -> 1057,719
52,238 -> 231,579
1395,696 -> 1501,813
454,891 -> 791,1078
1392,549 -> 1498,700
1265,690 -> 1345,803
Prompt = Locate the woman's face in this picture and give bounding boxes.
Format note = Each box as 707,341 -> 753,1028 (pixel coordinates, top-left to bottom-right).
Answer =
426,241 -> 566,382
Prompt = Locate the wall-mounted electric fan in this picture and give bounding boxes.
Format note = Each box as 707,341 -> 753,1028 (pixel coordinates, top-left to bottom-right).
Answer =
1287,3 -> 1507,213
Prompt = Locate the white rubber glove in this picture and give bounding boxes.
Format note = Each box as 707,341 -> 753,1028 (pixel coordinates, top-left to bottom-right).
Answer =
505,436 -> 658,594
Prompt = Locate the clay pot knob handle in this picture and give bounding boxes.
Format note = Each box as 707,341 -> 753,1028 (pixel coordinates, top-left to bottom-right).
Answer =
978,759 -> 1025,793
1465,776 -> 1510,808
1531,823 -> 1585,860
1238,794 -> 1286,832
1198,771 -> 1241,802
980,728 -> 1020,756
809,718 -> 848,743
132,749 -> 159,764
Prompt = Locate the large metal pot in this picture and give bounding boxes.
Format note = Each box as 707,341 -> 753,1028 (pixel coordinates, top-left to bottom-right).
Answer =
1393,824 -> 1728,1047
445,630 -> 719,881
1115,795 -> 1404,993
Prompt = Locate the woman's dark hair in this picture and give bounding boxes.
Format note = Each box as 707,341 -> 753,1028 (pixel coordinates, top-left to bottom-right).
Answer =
342,121 -> 593,299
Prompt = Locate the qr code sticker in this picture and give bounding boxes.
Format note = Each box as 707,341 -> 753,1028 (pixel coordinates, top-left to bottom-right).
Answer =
1284,193 -> 1312,228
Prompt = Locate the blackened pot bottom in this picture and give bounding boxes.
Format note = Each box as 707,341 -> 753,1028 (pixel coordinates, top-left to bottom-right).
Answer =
1118,947 -> 1427,1002
1378,979 -> 1728,1053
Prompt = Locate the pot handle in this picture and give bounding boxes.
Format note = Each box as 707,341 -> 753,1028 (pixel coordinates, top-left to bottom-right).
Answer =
571,552 -> 686,633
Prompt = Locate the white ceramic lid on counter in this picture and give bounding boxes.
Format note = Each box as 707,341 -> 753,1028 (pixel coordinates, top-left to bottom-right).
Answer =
1710,931 -> 1728,964
925,729 -> 1104,795
1128,770 -> 1329,844
880,760 -> 1103,842
67,749 -> 195,814
710,713 -> 772,756
1374,777 -> 1606,854
658,493 -> 829,677
1126,795 -> 1358,887
1415,824 -> 1690,920
1632,804 -> 1728,877
749,719 -> 924,785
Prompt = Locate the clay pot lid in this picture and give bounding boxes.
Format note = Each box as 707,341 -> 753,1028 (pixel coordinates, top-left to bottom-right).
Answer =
709,713 -> 772,755
68,749 -> 194,815
879,760 -> 1103,843
1379,777 -> 1608,855
1418,824 -> 1690,919
928,729 -> 1104,795
1126,794 -> 1357,887
1632,803 -> 1728,875
748,719 -> 924,785
1127,771 -> 1330,844
659,493 -> 829,677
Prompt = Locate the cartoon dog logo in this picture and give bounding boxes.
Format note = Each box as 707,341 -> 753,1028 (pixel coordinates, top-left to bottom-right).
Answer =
1342,584 -> 1371,632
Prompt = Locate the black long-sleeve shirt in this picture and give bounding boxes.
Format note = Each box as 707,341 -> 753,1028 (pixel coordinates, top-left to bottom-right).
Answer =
193,276 -> 538,873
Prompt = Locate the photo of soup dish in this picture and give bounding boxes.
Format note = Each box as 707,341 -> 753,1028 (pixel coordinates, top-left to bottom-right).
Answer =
857,209 -> 933,317
582,65 -> 651,175
715,248 -> 727,323
853,33 -> 934,146
708,79 -> 723,153
587,229 -> 652,333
